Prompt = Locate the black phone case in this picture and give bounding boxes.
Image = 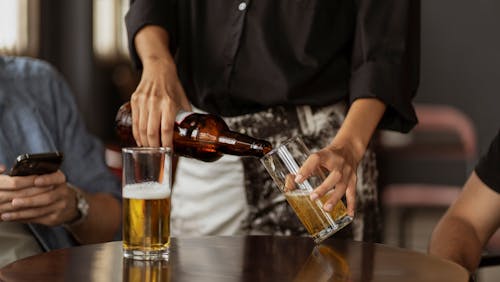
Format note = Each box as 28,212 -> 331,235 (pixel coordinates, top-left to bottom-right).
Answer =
10,152 -> 64,176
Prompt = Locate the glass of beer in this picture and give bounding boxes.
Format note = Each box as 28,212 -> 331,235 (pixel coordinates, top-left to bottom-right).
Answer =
260,136 -> 353,243
122,147 -> 172,260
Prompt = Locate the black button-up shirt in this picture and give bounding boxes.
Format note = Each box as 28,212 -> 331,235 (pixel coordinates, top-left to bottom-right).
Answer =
476,130 -> 500,193
126,0 -> 420,132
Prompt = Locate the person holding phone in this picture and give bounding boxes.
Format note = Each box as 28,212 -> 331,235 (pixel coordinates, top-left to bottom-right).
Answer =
0,55 -> 121,268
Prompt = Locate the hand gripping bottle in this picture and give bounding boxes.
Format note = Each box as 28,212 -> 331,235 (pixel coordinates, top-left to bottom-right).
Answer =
115,102 -> 272,162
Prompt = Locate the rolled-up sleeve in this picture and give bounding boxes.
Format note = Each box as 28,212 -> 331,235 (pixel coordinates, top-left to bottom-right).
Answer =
350,0 -> 420,133
125,0 -> 177,69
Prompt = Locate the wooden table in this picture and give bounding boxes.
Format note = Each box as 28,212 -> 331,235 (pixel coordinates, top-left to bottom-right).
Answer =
0,236 -> 468,282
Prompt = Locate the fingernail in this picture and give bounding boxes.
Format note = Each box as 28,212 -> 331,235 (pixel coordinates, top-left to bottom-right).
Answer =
34,177 -> 43,186
295,174 -> 304,183
11,199 -> 22,207
324,204 -> 333,211
1,214 -> 11,221
310,193 -> 318,201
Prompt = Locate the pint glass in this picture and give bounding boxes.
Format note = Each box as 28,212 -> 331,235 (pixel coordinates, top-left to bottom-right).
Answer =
261,136 -> 352,243
122,147 -> 172,260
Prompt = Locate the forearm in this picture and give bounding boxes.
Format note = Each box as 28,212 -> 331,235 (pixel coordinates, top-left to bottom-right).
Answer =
135,25 -> 175,67
429,216 -> 483,273
333,98 -> 386,161
67,193 -> 121,244
429,172 -> 500,273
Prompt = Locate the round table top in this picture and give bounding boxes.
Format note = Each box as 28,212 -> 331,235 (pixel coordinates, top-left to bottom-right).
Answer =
0,236 -> 468,282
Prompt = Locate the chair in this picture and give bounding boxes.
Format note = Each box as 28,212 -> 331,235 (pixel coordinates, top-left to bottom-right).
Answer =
105,144 -> 122,180
378,103 -> 477,248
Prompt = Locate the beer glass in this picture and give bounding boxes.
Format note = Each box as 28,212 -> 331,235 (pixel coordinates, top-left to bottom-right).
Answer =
122,147 -> 172,260
261,136 -> 353,243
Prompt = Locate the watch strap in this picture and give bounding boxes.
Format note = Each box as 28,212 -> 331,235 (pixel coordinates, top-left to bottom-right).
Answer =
64,183 -> 89,227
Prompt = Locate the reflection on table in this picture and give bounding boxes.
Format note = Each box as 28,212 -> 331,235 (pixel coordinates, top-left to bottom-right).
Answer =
293,245 -> 351,281
0,236 -> 469,282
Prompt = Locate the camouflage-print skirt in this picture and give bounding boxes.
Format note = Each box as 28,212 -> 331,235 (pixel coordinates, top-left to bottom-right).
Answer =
224,103 -> 381,242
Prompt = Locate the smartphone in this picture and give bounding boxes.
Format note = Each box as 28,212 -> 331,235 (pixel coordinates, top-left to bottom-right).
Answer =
9,151 -> 64,176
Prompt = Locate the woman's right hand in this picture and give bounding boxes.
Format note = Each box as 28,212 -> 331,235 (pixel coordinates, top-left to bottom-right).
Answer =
131,25 -> 191,148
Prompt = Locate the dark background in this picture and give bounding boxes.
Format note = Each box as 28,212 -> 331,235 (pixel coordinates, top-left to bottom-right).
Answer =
417,0 -> 500,154
38,0 -> 500,154
38,0 -> 133,144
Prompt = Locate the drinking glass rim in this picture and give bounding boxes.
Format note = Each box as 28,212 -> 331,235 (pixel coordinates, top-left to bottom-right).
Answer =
260,135 -> 305,160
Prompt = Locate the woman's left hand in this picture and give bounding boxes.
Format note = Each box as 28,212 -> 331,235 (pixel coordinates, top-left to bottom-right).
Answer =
295,139 -> 362,217
295,98 -> 387,217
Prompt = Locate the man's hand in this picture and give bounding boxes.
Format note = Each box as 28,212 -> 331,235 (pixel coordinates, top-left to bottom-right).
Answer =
0,165 -> 48,209
0,169 -> 79,226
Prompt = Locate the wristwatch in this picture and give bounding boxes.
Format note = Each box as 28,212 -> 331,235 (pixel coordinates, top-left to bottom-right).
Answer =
65,183 -> 89,226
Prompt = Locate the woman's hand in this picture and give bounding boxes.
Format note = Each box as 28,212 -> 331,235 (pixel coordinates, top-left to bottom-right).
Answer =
131,58 -> 191,147
296,98 -> 387,217
296,139 -> 362,217
131,25 -> 191,148
0,170 -> 79,226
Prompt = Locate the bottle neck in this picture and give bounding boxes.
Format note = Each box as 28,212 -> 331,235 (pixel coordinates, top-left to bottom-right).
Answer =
217,131 -> 272,158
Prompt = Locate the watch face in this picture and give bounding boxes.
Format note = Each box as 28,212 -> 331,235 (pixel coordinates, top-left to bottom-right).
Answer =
66,183 -> 89,226
77,193 -> 89,216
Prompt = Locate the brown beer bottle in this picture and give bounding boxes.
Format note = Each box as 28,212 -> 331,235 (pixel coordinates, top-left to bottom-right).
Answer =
115,102 -> 273,162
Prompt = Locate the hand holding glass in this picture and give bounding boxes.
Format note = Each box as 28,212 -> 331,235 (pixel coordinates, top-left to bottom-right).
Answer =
261,136 -> 353,243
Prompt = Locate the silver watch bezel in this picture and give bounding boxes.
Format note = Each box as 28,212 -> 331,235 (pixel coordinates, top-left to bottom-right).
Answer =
65,183 -> 89,226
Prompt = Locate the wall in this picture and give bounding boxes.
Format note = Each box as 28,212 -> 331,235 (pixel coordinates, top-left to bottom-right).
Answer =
417,0 -> 500,154
38,0 -> 124,143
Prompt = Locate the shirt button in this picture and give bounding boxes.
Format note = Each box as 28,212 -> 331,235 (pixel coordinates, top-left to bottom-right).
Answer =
238,2 -> 247,11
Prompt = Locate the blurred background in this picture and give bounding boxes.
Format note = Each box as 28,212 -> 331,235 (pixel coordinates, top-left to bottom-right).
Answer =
1,0 -> 499,280
0,0 -> 136,144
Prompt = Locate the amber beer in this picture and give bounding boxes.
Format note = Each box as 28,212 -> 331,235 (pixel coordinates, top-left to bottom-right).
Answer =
115,102 -> 272,162
285,190 -> 348,241
261,136 -> 353,243
123,259 -> 171,282
123,182 -> 171,259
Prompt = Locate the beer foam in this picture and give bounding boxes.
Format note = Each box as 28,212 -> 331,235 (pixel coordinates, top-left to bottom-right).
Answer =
123,182 -> 171,199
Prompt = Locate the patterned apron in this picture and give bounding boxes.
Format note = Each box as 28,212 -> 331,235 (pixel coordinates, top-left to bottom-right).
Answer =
224,102 -> 381,242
